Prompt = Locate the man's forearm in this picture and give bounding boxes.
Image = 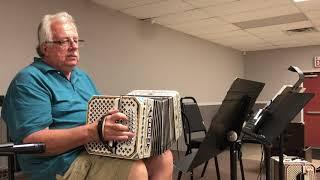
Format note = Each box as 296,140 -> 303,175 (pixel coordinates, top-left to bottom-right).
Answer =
23,123 -> 98,155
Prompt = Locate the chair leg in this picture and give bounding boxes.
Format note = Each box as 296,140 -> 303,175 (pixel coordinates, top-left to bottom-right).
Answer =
8,154 -> 15,180
214,156 -> 221,180
239,151 -> 245,180
200,160 -> 209,177
185,147 -> 191,155
239,157 -> 245,180
177,171 -> 182,180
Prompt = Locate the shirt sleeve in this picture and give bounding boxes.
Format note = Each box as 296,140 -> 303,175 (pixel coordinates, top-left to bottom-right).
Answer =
5,78 -> 53,143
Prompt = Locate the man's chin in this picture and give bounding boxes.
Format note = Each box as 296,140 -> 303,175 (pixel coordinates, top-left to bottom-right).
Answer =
62,64 -> 77,73
66,58 -> 79,65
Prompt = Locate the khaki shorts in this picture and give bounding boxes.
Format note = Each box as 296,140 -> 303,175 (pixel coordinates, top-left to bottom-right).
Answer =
56,151 -> 134,180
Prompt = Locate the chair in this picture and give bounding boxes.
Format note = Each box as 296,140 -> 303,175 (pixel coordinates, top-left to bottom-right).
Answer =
177,96 -> 220,180
0,95 -> 45,180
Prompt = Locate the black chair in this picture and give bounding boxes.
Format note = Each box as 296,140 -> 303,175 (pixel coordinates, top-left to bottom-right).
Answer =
177,96 -> 220,180
0,95 -> 45,180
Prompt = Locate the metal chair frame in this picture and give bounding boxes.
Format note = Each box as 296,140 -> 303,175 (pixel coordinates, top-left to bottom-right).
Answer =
0,95 -> 45,180
177,96 -> 220,180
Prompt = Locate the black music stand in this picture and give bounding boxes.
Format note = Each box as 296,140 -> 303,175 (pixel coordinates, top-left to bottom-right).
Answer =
242,66 -> 314,180
174,78 -> 265,179
243,90 -> 314,180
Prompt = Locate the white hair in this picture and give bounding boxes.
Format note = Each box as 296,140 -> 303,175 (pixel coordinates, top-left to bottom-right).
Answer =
36,12 -> 78,57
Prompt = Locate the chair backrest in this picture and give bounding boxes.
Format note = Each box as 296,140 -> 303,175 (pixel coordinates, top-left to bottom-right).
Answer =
180,97 -> 207,144
0,96 -> 3,107
0,95 -> 21,180
0,96 -> 9,143
0,95 -> 6,143
0,95 -> 45,180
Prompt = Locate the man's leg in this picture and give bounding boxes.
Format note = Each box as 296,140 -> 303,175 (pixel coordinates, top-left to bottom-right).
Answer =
144,150 -> 173,180
57,151 -> 140,180
127,160 -> 148,180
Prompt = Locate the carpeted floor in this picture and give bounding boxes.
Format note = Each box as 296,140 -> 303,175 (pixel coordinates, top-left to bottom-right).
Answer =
173,143 -> 320,180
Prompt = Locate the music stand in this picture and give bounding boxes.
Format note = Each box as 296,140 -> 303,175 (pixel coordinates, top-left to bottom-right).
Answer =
174,78 -> 265,179
243,92 -> 313,179
242,66 -> 314,180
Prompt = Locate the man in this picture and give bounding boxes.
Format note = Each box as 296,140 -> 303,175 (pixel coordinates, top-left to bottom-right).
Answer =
1,12 -> 173,180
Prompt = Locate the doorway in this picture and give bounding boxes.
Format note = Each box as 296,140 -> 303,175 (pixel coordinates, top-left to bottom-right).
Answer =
303,72 -> 320,147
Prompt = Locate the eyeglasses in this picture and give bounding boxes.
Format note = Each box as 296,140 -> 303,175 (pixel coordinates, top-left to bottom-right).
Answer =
45,38 -> 85,48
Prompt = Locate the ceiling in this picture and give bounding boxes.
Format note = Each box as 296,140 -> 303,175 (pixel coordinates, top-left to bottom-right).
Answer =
91,0 -> 320,52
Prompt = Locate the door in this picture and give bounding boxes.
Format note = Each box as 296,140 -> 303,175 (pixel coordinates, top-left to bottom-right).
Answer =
304,72 -> 320,147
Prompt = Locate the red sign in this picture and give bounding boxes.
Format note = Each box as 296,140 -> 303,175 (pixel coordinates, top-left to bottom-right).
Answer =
314,56 -> 320,68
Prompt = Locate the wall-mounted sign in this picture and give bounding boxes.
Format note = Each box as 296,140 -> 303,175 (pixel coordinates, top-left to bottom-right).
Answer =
314,56 -> 320,68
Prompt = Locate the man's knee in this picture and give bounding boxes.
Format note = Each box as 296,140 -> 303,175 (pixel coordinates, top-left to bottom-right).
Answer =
127,160 -> 148,180
161,150 -> 174,173
156,150 -> 173,168
163,150 -> 173,163
145,150 -> 173,177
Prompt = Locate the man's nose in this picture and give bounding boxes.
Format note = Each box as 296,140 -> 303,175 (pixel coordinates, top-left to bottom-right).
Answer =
68,40 -> 78,50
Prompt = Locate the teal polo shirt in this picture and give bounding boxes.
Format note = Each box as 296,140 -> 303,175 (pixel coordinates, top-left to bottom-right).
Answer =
1,57 -> 99,180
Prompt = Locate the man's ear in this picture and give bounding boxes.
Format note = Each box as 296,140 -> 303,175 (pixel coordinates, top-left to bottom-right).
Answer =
41,44 -> 48,56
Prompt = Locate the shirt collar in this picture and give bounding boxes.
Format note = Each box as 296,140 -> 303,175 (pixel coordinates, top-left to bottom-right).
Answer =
32,57 -> 56,73
32,57 -> 80,77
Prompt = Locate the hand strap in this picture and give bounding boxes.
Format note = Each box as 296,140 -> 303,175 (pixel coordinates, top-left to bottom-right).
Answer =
97,114 -> 108,144
97,113 -> 114,152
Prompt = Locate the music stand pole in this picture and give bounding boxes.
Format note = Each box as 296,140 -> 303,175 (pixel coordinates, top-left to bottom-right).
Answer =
264,145 -> 271,180
279,134 -> 285,180
229,131 -> 238,180
238,148 -> 245,180
230,141 -> 238,180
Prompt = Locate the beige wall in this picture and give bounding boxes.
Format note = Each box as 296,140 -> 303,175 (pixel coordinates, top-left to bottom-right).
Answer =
0,0 -> 244,103
244,45 -> 320,101
2,1 -> 318,105
0,0 -> 318,158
